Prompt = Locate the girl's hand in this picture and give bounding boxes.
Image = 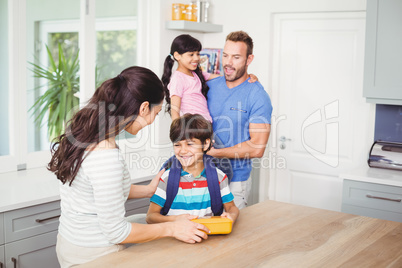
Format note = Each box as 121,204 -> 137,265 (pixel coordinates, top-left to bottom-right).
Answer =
147,168 -> 165,197
248,73 -> 259,83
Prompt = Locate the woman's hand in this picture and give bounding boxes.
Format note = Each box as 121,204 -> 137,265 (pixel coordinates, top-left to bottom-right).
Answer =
169,220 -> 210,243
248,73 -> 259,83
147,168 -> 165,197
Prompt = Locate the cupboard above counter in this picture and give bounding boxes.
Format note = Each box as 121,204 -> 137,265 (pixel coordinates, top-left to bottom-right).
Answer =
363,0 -> 402,105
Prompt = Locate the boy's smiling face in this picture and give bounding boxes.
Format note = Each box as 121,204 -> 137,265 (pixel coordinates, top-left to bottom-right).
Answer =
173,138 -> 210,171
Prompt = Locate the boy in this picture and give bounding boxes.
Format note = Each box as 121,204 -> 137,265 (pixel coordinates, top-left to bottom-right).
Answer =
146,113 -> 239,224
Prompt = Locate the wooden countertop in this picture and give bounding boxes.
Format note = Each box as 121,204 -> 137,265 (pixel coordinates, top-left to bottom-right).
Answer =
80,200 -> 402,267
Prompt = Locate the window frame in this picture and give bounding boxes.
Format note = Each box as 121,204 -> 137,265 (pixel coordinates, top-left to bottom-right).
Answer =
1,0 -> 146,174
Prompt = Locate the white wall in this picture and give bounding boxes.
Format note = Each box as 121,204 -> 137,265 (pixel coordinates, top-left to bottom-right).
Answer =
155,0 -> 367,146
154,0 -> 371,206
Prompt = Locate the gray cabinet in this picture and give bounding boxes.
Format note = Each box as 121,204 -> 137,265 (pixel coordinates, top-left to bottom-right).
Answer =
363,0 -> 402,105
0,180 -> 152,267
5,231 -> 58,268
125,180 -> 151,217
0,213 -> 4,245
342,179 -> 402,222
4,201 -> 60,243
0,245 -> 4,268
125,198 -> 150,216
3,201 -> 60,268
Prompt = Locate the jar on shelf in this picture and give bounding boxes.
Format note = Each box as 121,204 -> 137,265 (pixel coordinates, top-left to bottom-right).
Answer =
191,1 -> 209,23
184,4 -> 197,22
172,3 -> 186,20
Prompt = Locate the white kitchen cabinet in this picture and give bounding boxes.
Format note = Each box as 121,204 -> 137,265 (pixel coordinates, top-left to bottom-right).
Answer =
363,0 -> 402,105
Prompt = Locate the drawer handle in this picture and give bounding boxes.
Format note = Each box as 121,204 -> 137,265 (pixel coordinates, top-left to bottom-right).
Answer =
35,215 -> 60,223
12,257 -> 16,268
366,194 -> 402,202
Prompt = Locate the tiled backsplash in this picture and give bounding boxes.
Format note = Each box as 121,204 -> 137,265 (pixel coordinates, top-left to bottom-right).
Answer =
374,104 -> 402,143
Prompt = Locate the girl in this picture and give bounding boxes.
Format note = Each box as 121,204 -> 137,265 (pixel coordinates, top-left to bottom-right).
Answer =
161,34 -> 215,122
49,66 -> 209,267
161,34 -> 257,122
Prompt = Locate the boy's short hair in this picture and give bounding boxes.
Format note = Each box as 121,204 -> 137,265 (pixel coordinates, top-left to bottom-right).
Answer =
170,113 -> 213,149
226,31 -> 254,56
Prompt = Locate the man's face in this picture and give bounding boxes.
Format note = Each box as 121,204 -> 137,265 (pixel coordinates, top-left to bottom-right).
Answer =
222,40 -> 251,82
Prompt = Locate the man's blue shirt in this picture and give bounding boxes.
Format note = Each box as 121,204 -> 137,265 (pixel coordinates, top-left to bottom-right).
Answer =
207,76 -> 273,182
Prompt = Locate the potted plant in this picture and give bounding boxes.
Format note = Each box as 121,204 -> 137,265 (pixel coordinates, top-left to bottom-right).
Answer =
29,43 -> 80,141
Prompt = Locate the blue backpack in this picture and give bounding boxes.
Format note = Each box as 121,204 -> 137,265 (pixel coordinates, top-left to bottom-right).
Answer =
160,154 -> 223,216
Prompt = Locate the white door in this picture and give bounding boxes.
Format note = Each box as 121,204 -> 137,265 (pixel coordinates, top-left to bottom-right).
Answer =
268,12 -> 375,211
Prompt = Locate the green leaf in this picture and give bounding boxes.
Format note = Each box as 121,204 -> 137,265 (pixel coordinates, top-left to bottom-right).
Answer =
28,43 -> 81,141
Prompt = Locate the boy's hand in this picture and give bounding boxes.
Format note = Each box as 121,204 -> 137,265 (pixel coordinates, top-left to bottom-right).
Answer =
248,73 -> 258,83
221,212 -> 235,222
174,214 -> 198,222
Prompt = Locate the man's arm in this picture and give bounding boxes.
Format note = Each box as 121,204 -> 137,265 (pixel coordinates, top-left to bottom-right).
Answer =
208,123 -> 271,159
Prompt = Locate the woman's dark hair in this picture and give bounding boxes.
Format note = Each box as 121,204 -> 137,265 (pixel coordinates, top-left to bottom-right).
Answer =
48,66 -> 164,185
170,113 -> 213,152
161,34 -> 209,113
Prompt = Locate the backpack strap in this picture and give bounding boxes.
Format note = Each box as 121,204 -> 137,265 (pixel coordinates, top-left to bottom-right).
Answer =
159,154 -> 224,216
204,154 -> 223,216
160,156 -> 181,215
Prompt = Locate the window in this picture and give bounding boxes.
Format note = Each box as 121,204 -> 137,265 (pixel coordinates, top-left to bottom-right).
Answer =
1,0 -> 141,174
0,0 -> 9,157
32,17 -> 137,152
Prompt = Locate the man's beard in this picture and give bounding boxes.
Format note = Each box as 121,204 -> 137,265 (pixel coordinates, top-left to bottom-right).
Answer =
224,63 -> 247,82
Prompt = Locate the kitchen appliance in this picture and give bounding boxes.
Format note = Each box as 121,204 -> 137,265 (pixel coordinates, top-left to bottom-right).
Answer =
368,141 -> 402,171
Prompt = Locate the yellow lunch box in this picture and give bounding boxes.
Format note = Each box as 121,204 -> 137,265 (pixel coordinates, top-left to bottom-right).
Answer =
191,216 -> 233,235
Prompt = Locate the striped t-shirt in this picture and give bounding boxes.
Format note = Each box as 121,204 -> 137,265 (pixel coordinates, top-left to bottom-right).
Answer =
150,168 -> 234,217
58,149 -> 132,247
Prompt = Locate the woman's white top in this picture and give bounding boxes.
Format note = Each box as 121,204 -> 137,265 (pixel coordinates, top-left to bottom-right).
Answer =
58,149 -> 132,247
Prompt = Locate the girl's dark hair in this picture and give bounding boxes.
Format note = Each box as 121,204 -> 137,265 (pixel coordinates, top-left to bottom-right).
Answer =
161,34 -> 209,113
48,66 -> 164,185
170,113 -> 213,152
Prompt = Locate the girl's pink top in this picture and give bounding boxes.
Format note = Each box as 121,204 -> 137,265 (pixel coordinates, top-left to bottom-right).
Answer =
168,71 -> 212,122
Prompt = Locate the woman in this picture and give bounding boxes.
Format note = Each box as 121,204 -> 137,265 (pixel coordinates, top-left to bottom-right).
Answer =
48,66 -> 209,267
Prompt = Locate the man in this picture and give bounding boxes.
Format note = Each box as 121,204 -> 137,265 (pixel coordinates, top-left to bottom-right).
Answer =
207,31 -> 273,209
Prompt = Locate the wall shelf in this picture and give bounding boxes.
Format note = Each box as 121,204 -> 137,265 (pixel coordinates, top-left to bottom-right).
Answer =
165,20 -> 223,33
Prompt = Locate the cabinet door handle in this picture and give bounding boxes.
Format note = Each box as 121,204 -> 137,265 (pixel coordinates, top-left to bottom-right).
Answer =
35,214 -> 60,223
11,257 -> 16,268
366,194 -> 402,202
